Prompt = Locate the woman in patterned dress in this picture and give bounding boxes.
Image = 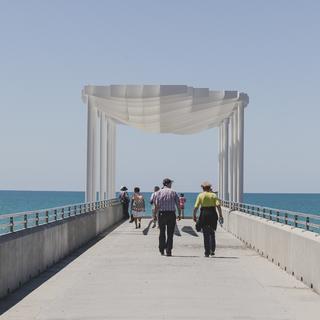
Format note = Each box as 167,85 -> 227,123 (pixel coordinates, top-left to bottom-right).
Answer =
130,187 -> 145,229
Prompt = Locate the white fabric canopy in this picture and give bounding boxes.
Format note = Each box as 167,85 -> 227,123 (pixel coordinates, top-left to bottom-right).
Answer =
82,85 -> 249,134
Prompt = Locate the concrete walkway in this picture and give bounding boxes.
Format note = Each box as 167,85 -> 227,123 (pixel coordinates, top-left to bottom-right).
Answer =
1,219 -> 320,320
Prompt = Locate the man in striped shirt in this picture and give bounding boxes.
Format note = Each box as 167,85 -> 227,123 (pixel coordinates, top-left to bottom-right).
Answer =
154,178 -> 181,256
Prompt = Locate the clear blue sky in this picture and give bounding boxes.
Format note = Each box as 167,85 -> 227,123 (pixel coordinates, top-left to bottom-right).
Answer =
0,0 -> 319,193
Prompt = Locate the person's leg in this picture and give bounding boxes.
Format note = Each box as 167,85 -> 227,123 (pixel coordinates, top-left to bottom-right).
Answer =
134,217 -> 138,228
138,217 -> 141,228
202,226 -> 210,257
166,212 -> 176,255
124,204 -> 129,219
181,208 -> 184,218
158,212 -> 166,254
152,208 -> 156,228
210,228 -> 216,254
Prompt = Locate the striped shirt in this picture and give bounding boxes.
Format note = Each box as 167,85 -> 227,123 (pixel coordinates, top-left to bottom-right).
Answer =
154,187 -> 180,212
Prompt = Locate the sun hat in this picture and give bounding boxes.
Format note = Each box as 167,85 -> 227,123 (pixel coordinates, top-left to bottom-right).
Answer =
201,181 -> 212,188
120,186 -> 128,191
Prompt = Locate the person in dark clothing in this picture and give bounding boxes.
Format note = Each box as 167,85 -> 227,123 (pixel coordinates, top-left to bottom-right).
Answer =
154,178 -> 181,256
193,181 -> 223,257
119,186 -> 130,220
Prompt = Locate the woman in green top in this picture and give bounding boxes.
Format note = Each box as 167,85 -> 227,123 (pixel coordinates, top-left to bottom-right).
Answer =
193,181 -> 223,257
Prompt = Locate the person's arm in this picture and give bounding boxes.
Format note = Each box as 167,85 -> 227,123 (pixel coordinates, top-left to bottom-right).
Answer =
175,193 -> 181,219
154,194 -> 159,215
193,194 -> 201,222
193,206 -> 198,222
130,197 -> 133,214
150,193 -> 154,205
216,205 -> 222,218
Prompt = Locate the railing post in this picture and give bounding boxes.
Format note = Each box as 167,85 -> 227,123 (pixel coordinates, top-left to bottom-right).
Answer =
46,210 -> 49,224
257,207 -> 259,217
269,209 -> 272,220
10,216 -> 14,232
294,215 -> 298,227
61,208 -> 65,219
36,212 -> 39,226
68,206 -> 71,217
54,209 -> 57,221
276,210 -> 280,223
74,205 -> 77,215
285,213 -> 288,225
306,217 -> 310,231
262,208 -> 265,219
24,214 -> 28,229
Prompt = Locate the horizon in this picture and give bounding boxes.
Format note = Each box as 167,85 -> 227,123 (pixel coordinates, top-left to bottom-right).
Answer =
1,189 -> 320,195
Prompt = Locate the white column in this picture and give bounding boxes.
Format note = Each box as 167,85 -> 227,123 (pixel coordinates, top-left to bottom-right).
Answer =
104,115 -> 109,200
110,120 -> 116,198
229,116 -> 233,202
223,118 -> 229,200
100,112 -> 107,200
86,99 -> 93,202
86,99 -> 98,203
237,103 -> 244,203
92,108 -> 98,202
232,110 -> 238,202
106,118 -> 116,199
218,124 -> 222,198
106,118 -> 112,199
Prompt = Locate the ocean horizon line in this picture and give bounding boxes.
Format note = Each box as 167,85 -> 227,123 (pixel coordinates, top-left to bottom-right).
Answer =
0,190 -> 319,195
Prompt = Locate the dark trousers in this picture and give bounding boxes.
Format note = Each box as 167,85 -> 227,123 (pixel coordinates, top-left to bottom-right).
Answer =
158,211 -> 176,253
202,225 -> 216,255
122,203 -> 129,219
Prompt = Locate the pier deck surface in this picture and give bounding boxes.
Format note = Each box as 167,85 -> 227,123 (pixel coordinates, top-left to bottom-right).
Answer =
1,219 -> 320,320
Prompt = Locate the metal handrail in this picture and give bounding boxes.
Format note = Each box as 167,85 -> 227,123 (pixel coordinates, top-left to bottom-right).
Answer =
0,198 -> 120,236
221,200 -> 320,234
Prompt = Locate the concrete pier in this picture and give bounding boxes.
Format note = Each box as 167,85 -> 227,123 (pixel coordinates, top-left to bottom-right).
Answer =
1,219 -> 320,319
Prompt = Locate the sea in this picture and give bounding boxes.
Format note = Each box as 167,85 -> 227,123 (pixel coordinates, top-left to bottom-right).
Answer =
0,190 -> 320,217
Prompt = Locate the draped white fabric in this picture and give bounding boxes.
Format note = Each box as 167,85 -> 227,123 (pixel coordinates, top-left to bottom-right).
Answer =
82,85 -> 248,134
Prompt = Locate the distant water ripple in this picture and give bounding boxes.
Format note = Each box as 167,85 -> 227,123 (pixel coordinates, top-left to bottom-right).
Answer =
0,191 -> 319,216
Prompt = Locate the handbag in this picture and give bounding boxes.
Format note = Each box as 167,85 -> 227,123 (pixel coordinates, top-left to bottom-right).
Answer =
195,212 -> 203,232
195,219 -> 202,232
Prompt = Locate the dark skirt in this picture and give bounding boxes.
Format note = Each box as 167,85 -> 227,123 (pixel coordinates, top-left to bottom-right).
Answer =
199,207 -> 218,230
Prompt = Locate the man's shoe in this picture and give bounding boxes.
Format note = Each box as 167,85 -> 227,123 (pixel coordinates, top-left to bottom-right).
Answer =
210,251 -> 215,256
166,251 -> 172,257
205,254 -> 210,257
160,250 -> 165,256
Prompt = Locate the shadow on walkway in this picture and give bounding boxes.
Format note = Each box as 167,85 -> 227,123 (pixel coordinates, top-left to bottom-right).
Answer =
181,226 -> 199,237
142,220 -> 153,235
170,255 -> 200,258
0,219 -> 125,316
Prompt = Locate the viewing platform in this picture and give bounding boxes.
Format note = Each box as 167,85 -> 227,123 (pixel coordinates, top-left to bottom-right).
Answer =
1,218 -> 320,320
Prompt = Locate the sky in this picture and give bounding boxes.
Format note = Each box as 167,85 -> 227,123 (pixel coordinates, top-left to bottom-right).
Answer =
0,0 -> 319,193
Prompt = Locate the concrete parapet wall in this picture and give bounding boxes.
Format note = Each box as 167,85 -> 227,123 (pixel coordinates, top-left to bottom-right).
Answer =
222,207 -> 320,294
0,204 -> 123,299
